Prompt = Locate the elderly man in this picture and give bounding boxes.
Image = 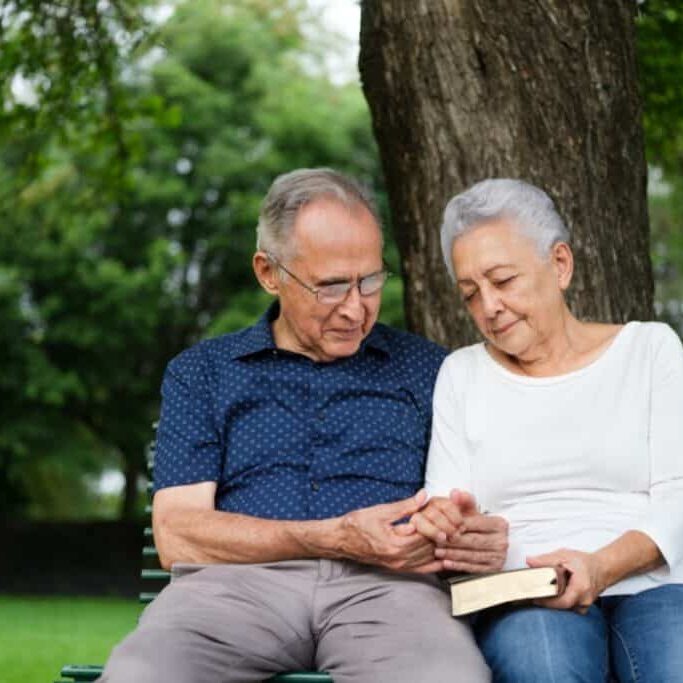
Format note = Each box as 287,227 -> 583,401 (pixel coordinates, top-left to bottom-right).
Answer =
100,168 -> 506,682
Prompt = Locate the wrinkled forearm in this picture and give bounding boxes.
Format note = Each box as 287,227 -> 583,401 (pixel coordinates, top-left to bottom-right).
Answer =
594,530 -> 664,590
153,506 -> 345,569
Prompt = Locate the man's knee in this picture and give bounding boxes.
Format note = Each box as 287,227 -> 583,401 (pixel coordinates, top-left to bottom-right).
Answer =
98,635 -> 162,683
99,626 -> 218,683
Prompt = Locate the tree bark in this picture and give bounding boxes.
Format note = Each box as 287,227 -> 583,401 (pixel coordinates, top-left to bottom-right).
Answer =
360,0 -> 653,348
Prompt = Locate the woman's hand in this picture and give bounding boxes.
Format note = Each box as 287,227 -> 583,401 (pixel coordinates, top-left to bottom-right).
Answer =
404,492 -> 465,544
405,489 -> 487,544
526,548 -> 608,614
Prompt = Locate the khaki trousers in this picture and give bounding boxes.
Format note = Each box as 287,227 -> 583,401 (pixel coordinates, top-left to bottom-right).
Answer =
99,560 -> 490,683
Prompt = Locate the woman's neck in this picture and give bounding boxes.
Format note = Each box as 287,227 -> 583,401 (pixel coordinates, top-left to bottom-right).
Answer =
490,316 -> 623,378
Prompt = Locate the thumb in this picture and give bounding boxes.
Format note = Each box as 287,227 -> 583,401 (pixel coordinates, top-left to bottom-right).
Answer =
526,553 -> 560,568
450,489 -> 478,516
526,555 -> 544,568
382,489 -> 428,523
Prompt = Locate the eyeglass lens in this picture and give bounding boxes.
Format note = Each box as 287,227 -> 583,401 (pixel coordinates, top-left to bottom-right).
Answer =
317,271 -> 387,303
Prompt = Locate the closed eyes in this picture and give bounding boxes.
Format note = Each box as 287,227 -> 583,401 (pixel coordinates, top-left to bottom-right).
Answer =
460,275 -> 517,303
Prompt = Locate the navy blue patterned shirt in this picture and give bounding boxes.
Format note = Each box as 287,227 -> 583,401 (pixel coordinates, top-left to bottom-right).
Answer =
154,304 -> 447,520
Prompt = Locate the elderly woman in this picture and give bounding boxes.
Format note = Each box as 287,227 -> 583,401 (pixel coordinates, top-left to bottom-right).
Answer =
423,179 -> 683,682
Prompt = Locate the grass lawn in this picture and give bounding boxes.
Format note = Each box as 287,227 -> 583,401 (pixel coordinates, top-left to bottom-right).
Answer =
0,595 -> 140,683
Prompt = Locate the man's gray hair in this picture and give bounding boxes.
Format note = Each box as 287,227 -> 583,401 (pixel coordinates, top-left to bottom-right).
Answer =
440,179 -> 570,282
256,168 -> 381,259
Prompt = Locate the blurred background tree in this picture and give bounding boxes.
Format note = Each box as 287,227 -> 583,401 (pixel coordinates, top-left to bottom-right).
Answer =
0,0 -> 681,522
0,0 -> 387,520
638,0 -> 683,335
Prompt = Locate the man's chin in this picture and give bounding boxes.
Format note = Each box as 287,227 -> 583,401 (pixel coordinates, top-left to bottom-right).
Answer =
323,337 -> 363,360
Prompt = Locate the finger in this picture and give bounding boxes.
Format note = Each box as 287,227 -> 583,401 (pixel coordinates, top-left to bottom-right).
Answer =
451,489 -> 478,516
389,540 -> 438,570
392,531 -> 435,553
411,512 -> 448,544
420,503 -> 462,538
446,530 -> 508,552
392,521 -> 417,536
381,489 -> 428,523
460,514 -> 508,535
534,597 -> 583,612
426,497 -> 464,531
526,551 -> 566,568
437,547 -> 507,569
536,582 -> 583,611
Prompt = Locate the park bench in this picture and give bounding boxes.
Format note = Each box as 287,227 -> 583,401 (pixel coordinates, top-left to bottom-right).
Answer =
55,439 -> 332,683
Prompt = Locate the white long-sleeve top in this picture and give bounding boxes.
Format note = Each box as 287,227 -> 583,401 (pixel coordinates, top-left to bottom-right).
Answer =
425,321 -> 683,596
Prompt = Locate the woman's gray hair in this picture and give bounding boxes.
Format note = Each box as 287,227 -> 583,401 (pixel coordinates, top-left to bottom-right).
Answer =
440,179 -> 570,282
256,168 -> 381,259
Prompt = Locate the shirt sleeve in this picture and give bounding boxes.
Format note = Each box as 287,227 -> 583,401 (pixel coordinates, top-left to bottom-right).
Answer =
153,345 -> 223,493
424,355 -> 473,498
637,324 -> 683,573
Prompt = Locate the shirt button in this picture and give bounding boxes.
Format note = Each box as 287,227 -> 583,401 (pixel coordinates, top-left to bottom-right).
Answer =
310,480 -> 320,492
317,412 -> 325,421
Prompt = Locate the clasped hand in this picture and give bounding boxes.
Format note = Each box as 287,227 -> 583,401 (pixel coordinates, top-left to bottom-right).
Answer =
407,489 -> 508,573
339,489 -> 508,574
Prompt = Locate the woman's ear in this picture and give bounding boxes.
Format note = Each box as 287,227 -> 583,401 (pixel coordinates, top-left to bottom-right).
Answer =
552,242 -> 574,291
253,251 -> 280,295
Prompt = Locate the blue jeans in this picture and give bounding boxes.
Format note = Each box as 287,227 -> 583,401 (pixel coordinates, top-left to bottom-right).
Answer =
472,584 -> 683,682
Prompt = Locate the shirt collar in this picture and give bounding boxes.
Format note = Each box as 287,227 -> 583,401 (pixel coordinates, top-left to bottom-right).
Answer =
230,301 -> 392,361
228,302 -> 280,359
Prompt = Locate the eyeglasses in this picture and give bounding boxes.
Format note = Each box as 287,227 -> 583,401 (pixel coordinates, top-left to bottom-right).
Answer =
267,253 -> 390,305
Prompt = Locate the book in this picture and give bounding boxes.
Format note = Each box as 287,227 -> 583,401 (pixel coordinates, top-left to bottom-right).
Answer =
447,566 -> 567,617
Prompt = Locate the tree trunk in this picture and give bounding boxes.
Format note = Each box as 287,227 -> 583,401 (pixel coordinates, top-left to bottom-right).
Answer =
360,0 -> 653,348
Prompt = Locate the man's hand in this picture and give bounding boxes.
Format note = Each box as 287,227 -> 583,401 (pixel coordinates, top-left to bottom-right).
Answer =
338,490 -> 443,573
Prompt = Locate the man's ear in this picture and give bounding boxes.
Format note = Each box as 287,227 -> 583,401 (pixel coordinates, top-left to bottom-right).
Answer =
552,242 -> 574,291
253,251 -> 280,295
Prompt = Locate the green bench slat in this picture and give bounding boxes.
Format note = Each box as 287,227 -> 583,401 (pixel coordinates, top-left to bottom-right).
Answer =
59,665 -> 102,681
59,664 -> 333,682
139,591 -> 158,604
142,545 -> 158,557
141,568 -> 170,580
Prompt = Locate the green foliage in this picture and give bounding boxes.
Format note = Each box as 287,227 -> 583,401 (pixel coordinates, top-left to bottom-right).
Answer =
0,0 -> 384,519
637,0 -> 683,174
637,1 -> 683,334
0,0 -> 154,190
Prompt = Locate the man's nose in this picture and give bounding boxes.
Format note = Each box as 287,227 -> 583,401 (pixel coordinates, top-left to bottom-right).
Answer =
337,284 -> 365,320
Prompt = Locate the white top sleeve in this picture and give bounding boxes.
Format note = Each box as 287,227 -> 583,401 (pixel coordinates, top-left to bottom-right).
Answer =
637,325 -> 683,572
